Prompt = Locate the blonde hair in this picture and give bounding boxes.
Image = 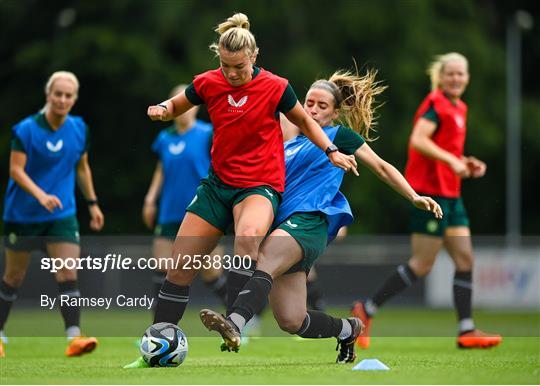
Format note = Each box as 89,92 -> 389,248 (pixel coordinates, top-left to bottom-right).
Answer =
427,52 -> 468,91
44,71 -> 79,95
42,71 -> 79,113
310,63 -> 386,141
209,13 -> 259,57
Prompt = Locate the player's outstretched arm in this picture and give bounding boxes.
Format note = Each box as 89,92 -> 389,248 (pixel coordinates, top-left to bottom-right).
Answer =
355,143 -> 442,218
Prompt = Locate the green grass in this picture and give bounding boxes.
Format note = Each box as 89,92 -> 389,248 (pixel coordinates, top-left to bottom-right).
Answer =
1,309 -> 539,384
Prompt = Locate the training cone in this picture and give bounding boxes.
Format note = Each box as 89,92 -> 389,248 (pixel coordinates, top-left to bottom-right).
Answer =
352,359 -> 390,371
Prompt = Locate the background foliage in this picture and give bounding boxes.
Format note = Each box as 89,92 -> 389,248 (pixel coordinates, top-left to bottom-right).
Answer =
1,0 -> 538,235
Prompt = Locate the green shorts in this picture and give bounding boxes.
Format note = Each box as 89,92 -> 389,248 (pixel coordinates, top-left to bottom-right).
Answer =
186,170 -> 281,233
410,195 -> 469,237
154,223 -> 180,240
276,212 -> 329,275
3,215 -> 80,251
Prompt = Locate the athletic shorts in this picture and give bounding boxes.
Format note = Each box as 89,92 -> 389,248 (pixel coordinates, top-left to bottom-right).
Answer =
410,195 -> 469,237
154,222 -> 180,240
3,215 -> 80,251
276,212 -> 328,275
186,170 -> 281,233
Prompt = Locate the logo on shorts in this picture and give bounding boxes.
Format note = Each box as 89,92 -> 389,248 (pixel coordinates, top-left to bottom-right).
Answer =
239,290 -> 251,295
8,232 -> 17,245
285,220 -> 298,229
46,139 -> 63,152
168,141 -> 186,155
227,95 -> 248,108
426,220 -> 439,233
189,195 -> 198,206
264,188 -> 274,198
74,231 -> 80,242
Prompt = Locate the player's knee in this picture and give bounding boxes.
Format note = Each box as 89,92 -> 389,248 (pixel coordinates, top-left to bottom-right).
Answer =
454,253 -> 474,271
409,259 -> 434,277
3,271 -> 26,288
55,268 -> 77,282
276,313 -> 305,334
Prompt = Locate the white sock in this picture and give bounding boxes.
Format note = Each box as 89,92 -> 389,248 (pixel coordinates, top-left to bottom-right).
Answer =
229,313 -> 246,332
66,326 -> 81,340
364,299 -> 378,317
338,319 -> 352,340
459,318 -> 475,334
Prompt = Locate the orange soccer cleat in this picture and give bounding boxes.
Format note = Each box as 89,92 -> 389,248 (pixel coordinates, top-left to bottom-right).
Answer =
65,336 -> 98,357
350,301 -> 372,349
457,329 -> 502,349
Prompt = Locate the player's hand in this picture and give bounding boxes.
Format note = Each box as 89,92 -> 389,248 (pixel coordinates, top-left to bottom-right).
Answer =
38,193 -> 63,213
147,104 -> 169,121
142,202 -> 157,229
328,152 -> 359,176
89,205 -> 105,231
465,156 -> 487,178
412,196 -> 443,219
449,158 -> 471,178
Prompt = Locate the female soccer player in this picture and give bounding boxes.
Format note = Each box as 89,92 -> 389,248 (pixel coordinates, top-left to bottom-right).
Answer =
199,67 -> 443,363
351,52 -> 502,349
124,13 -> 357,368
145,13 -> 357,328
143,84 -> 227,309
0,71 -> 104,357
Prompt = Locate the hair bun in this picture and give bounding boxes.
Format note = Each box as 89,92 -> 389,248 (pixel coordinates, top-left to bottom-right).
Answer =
216,13 -> 250,34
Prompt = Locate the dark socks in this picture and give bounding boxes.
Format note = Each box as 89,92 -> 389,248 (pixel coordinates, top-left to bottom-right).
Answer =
226,259 -> 256,315
370,264 -> 418,311
153,279 -> 190,324
58,280 -> 81,330
453,271 -> 474,333
152,271 -> 167,301
230,270 -> 272,323
0,281 -> 18,331
294,310 -> 344,339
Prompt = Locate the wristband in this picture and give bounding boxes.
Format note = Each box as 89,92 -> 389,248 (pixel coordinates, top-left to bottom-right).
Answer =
86,199 -> 99,206
157,103 -> 168,110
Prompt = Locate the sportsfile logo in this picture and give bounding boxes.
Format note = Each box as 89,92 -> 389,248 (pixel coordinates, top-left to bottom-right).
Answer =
227,94 -> 248,112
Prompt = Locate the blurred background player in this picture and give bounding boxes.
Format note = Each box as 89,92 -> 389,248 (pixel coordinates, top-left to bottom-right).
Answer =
351,52 -> 502,350
0,71 -> 104,357
200,66 -> 443,363
142,84 -> 227,312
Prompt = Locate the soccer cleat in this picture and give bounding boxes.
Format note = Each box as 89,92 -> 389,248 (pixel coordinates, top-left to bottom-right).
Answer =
351,301 -> 372,349
200,309 -> 241,352
65,336 -> 98,357
457,329 -> 502,349
0,338 -> 4,358
336,317 -> 364,364
123,356 -> 150,368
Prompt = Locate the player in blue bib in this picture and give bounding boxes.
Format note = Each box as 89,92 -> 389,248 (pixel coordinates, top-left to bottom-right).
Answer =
142,85 -> 227,313
0,71 -> 104,358
199,66 -> 443,363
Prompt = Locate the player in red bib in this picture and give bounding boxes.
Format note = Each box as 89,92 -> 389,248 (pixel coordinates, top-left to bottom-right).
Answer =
351,53 -> 502,349
125,14 -> 358,367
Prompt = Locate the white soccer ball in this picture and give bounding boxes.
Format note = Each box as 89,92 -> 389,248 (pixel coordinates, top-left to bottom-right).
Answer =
140,322 -> 188,367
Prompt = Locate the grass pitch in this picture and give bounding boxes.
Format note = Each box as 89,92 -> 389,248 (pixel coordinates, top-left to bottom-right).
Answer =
1,308 -> 538,384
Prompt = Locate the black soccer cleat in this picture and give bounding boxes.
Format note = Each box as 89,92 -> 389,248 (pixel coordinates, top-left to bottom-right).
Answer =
336,317 -> 364,364
200,309 -> 241,352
